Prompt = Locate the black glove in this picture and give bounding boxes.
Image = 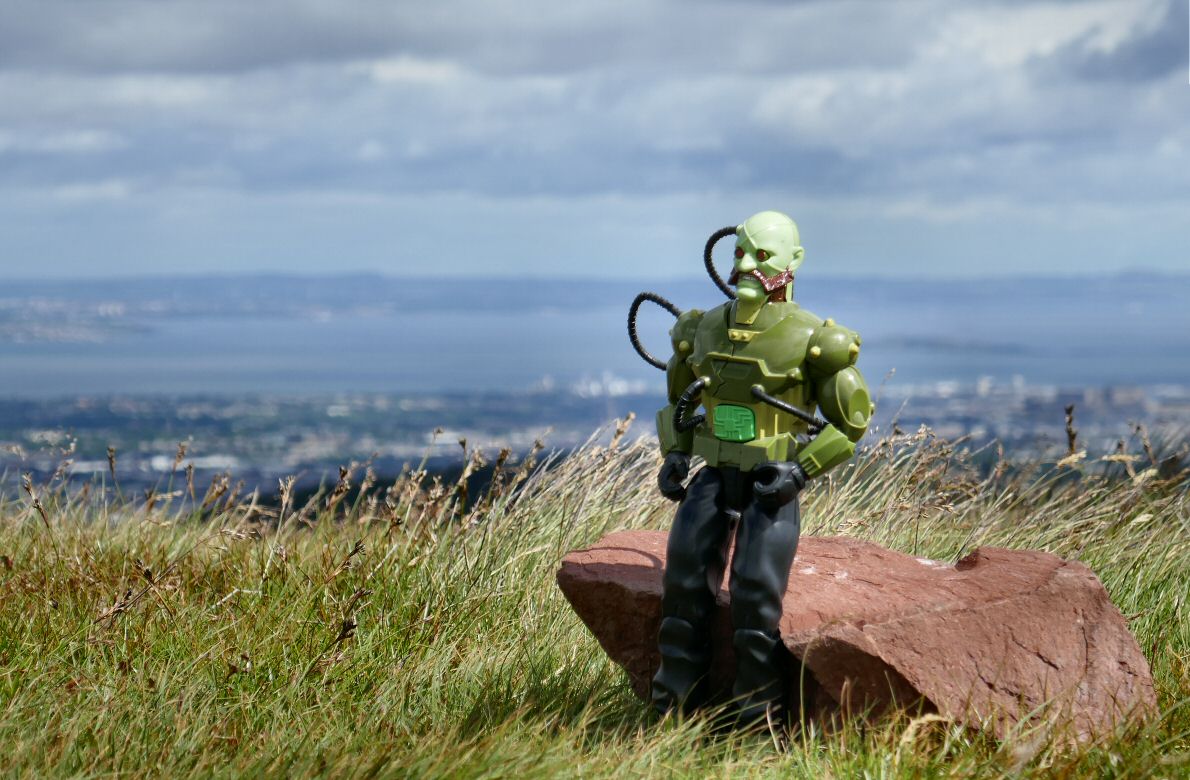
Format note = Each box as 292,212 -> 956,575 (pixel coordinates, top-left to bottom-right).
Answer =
752,461 -> 807,510
657,452 -> 691,502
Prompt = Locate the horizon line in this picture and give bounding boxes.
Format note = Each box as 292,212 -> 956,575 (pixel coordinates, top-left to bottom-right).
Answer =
5,267 -> 1188,285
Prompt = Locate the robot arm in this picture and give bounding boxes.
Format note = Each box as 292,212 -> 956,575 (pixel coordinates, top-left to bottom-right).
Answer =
656,309 -> 703,455
795,320 -> 873,479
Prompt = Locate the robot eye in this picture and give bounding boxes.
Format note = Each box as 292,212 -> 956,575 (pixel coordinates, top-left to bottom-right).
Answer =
734,247 -> 744,259
756,249 -> 768,261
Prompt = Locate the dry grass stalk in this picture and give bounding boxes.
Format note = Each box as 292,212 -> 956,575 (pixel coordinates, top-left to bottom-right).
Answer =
326,465 -> 352,515
20,473 -> 51,530
1064,403 -> 1078,455
201,472 -> 230,510
326,540 -> 366,584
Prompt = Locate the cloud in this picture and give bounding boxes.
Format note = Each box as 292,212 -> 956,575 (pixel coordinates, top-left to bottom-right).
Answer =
0,1 -> 921,76
0,129 -> 127,154
354,140 -> 389,162
49,179 -> 135,202
1041,0 -> 1188,82
0,0 -> 1186,277
357,56 -> 467,86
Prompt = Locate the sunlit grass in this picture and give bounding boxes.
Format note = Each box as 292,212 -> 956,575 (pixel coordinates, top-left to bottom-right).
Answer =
0,419 -> 1186,778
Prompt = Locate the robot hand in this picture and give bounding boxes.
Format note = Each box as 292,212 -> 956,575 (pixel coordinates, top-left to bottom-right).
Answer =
657,452 -> 692,502
752,461 -> 807,510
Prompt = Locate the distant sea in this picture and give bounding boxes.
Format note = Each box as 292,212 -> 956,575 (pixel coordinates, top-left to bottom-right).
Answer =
2,273 -> 1189,396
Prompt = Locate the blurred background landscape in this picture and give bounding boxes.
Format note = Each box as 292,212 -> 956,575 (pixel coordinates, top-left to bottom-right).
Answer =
1,0 -> 1188,495
3,271 -> 1188,495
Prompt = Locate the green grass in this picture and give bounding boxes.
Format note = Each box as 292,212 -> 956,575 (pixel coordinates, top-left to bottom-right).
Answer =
0,421 -> 1187,778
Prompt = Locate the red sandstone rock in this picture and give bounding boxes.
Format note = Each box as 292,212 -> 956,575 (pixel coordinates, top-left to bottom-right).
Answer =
556,530 -> 1155,742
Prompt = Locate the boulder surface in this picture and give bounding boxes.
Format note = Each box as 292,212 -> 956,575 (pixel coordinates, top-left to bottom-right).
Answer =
557,530 -> 1155,741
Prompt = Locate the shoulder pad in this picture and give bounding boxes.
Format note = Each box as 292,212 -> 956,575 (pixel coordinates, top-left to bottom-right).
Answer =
670,308 -> 704,354
819,365 -> 873,442
805,317 -> 861,376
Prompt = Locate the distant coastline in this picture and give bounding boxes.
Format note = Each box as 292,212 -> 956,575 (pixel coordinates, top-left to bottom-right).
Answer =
2,273 -> 1188,395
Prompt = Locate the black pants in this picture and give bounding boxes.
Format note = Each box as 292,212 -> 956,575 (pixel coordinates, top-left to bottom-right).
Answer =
651,465 -> 801,720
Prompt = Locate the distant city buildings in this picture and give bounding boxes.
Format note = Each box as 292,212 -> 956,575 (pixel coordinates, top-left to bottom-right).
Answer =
2,377 -> 1186,497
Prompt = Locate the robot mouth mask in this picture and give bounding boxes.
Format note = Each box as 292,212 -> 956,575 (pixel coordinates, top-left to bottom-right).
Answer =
727,267 -> 795,293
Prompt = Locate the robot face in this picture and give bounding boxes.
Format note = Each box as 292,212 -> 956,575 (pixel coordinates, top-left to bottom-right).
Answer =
731,211 -> 803,301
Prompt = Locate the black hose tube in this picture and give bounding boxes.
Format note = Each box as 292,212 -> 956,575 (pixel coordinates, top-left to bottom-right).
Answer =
704,226 -> 738,300
628,291 -> 682,370
750,385 -> 827,432
675,376 -> 709,432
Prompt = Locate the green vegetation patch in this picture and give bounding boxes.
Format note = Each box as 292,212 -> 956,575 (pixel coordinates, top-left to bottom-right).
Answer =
0,421 -> 1187,778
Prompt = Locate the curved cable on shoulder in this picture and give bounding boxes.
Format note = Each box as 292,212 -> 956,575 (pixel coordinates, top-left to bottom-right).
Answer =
627,291 -> 682,370
704,226 -> 738,300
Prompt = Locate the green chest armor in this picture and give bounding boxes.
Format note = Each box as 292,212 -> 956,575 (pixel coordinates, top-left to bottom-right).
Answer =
686,302 -> 818,470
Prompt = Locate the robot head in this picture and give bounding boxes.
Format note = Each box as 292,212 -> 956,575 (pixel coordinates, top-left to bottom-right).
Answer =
729,211 -> 803,302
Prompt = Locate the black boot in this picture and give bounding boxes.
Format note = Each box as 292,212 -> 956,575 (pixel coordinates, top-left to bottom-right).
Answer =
651,616 -> 711,716
731,628 -> 786,726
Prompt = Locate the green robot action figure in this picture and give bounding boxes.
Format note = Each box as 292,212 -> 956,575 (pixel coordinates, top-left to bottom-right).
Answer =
627,210 -> 873,725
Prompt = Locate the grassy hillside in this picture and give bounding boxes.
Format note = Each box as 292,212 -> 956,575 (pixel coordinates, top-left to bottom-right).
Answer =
0,420 -> 1186,778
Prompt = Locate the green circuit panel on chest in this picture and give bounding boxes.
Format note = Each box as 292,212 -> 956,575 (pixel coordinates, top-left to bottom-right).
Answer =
712,404 -> 756,442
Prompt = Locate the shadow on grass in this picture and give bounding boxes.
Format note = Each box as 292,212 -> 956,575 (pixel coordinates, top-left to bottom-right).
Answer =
456,654 -> 655,747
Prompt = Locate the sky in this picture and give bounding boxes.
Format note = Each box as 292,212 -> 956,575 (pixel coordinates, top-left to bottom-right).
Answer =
0,0 -> 1187,280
